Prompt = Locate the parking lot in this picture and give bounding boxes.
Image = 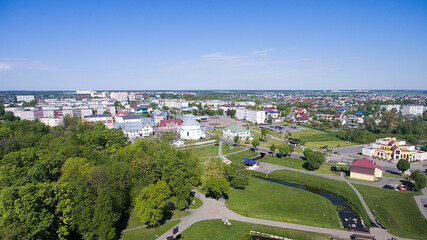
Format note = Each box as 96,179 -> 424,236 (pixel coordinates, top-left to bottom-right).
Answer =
206,115 -> 245,128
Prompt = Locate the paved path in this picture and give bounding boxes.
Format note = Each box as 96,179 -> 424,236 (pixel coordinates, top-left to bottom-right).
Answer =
346,181 -> 377,225
414,188 -> 427,219
156,189 -> 406,240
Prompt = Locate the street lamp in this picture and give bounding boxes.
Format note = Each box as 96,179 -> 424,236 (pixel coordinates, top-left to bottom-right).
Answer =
246,205 -> 248,217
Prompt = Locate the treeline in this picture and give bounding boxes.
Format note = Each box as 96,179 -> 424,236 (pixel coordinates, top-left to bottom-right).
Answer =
336,113 -> 427,144
0,116 -> 203,239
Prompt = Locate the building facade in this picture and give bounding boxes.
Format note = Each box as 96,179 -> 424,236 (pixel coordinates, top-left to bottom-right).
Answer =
236,108 -> 266,124
362,137 -> 427,162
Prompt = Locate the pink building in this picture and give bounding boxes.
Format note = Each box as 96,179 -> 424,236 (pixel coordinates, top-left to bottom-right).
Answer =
83,114 -> 114,128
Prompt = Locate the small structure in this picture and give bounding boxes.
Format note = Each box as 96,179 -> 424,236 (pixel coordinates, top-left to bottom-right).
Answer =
170,138 -> 185,147
158,119 -> 182,132
349,157 -> 383,181
243,158 -> 259,170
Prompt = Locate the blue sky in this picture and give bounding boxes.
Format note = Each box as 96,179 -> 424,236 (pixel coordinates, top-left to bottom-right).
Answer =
0,0 -> 426,90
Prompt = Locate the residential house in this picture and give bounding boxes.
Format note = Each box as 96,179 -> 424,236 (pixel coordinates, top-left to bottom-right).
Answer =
223,125 -> 253,142
158,119 -> 182,132
349,157 -> 383,181
152,109 -> 168,124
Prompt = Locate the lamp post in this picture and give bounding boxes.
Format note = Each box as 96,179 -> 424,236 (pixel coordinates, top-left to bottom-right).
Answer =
246,205 -> 248,217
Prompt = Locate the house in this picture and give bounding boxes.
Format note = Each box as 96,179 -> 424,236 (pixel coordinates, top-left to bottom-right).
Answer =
113,121 -> 153,140
223,125 -> 253,142
362,137 -> 427,162
296,108 -> 307,114
295,114 -> 310,123
264,108 -> 279,119
158,119 -> 182,132
116,114 -> 152,124
83,114 -> 114,128
152,109 -> 168,125
349,157 -> 383,181
179,116 -> 206,140
170,138 -> 185,147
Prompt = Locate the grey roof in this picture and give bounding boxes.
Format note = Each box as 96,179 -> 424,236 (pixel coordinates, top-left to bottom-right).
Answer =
84,114 -> 111,118
113,121 -> 151,132
182,117 -> 200,126
121,115 -> 145,120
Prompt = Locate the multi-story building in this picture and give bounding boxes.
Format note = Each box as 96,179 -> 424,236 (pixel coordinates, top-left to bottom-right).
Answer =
222,125 -> 252,141
236,108 -> 265,124
83,114 -> 114,128
110,92 -> 129,102
40,118 -> 64,127
152,109 -> 167,125
362,137 -> 427,162
402,105 -> 424,116
380,104 -> 401,112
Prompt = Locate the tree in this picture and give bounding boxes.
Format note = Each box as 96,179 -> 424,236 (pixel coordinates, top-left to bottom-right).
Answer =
252,139 -> 260,149
396,159 -> 410,175
201,159 -> 230,198
162,106 -> 169,111
411,170 -> 427,191
234,135 -> 240,145
217,109 -> 224,115
135,180 -> 171,226
306,151 -> 325,170
227,163 -> 249,189
278,144 -> 290,157
312,115 -> 319,121
261,128 -> 269,141
267,115 -> 273,123
303,148 -> 314,158
269,144 -> 276,152
2,111 -> 18,121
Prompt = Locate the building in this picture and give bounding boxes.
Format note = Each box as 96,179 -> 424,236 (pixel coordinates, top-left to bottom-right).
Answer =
158,119 -> 182,132
402,105 -> 424,116
16,95 -> 35,102
116,114 -> 152,124
113,121 -> 153,140
110,92 -> 129,102
223,125 -> 252,142
236,108 -> 266,124
349,157 -> 383,181
179,116 -> 206,140
362,137 -> 427,162
40,117 -> 64,127
82,114 -> 114,128
152,109 -> 168,125
380,104 -> 401,112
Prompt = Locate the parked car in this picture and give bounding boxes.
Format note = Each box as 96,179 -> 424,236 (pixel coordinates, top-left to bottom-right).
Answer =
383,185 -> 395,190
423,204 -> 427,208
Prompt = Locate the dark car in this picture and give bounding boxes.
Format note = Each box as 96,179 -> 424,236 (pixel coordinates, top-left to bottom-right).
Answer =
383,185 -> 395,190
424,204 -> 427,208
250,147 -> 255,151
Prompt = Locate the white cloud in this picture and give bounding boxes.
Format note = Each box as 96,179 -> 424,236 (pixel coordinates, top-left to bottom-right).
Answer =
251,48 -> 274,56
0,63 -> 12,71
200,52 -> 239,61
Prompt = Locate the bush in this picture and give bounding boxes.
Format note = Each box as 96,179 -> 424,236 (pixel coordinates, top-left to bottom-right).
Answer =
306,151 -> 325,170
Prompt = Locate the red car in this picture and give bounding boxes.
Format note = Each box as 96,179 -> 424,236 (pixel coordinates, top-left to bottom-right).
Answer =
424,204 -> 427,208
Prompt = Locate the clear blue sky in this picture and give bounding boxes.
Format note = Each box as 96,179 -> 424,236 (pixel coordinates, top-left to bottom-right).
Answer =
0,0 -> 426,90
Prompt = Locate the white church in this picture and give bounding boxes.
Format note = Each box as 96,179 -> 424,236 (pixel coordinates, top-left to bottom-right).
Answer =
179,115 -> 206,140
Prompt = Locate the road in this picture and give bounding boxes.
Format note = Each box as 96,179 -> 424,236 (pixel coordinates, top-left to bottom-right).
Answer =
156,189 -> 407,240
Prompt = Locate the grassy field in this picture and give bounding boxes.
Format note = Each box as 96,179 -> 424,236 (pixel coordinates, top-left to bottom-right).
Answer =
183,144 -> 218,159
206,129 -> 222,136
222,143 -> 244,155
250,130 -> 285,148
189,195 -> 203,209
180,220 -> 332,240
354,184 -> 427,239
226,150 -> 258,163
267,170 -> 371,228
289,128 -> 356,149
124,209 -> 189,230
120,220 -> 179,240
260,155 -> 339,176
226,177 -> 341,229
382,172 -> 406,179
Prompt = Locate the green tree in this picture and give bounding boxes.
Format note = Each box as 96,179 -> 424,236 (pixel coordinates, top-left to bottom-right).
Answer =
269,144 -> 276,152
303,148 -> 314,158
251,138 -> 260,149
278,144 -> 290,157
135,180 -> 171,226
201,159 -> 230,198
3,111 -> 18,121
227,163 -> 249,189
261,128 -> 269,141
267,115 -> 273,122
306,151 -> 325,170
396,159 -> 410,175
234,135 -> 240,145
411,170 -> 427,191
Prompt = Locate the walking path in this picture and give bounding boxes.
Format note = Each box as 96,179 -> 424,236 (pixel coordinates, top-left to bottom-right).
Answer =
345,181 -> 377,225
156,189 -> 405,240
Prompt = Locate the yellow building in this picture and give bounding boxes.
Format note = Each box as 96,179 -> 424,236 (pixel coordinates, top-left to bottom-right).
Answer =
362,137 -> 427,162
349,158 -> 383,181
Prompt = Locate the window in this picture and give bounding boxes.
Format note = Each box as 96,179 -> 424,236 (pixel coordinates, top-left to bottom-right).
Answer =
187,132 -> 189,136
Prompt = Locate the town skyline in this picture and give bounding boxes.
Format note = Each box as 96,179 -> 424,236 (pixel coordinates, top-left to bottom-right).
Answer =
1,0 -> 427,90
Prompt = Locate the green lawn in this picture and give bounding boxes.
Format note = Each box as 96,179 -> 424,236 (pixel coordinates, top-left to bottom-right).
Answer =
182,144 -> 218,159
382,172 -> 406,179
120,220 -> 180,240
180,220 -> 332,240
250,130 -> 285,148
288,128 -> 356,149
222,143 -> 244,155
354,184 -> 427,239
226,178 -> 341,229
206,129 -> 222,136
267,170 -> 371,228
124,209 -> 189,230
226,150 -> 258,163
260,155 -> 339,176
189,195 -> 203,209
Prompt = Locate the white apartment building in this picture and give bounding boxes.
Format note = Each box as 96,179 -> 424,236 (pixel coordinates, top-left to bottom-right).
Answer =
40,118 -> 64,127
16,95 -> 35,102
380,104 -> 401,112
236,108 -> 266,124
110,92 -> 129,102
402,105 -> 424,116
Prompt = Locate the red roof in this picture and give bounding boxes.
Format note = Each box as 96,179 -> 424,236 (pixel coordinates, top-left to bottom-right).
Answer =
159,119 -> 182,127
221,104 -> 234,107
388,140 -> 395,145
351,157 -> 382,170
296,108 -> 305,111
115,112 -> 127,116
334,112 -> 343,118
264,107 -> 277,111
391,145 -> 398,151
